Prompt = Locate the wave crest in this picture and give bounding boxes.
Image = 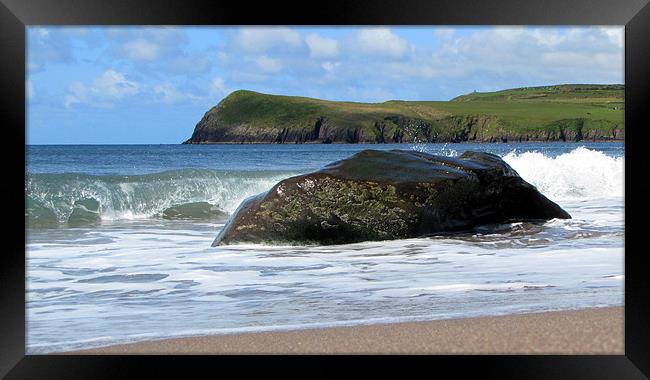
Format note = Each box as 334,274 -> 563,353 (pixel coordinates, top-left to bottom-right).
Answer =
503,147 -> 623,201
26,148 -> 623,227
26,169 -> 296,226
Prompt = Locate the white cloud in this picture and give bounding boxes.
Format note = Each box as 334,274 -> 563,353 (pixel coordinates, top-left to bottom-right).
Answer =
94,70 -> 140,97
602,27 -> 624,48
64,68 -> 230,108
302,26 -> 623,101
352,28 -> 410,59
434,28 -> 455,43
64,82 -> 89,108
42,26 -> 624,110
28,27 -> 77,71
111,28 -> 194,71
211,77 -> 229,95
255,55 -> 283,73
321,61 -> 341,73
152,84 -> 191,104
154,77 -> 230,105
521,28 -> 566,47
123,38 -> 160,61
306,34 -> 339,58
235,27 -> 302,52
116,29 -> 211,75
151,79 -> 232,105
406,26 -> 625,85
64,70 -> 140,108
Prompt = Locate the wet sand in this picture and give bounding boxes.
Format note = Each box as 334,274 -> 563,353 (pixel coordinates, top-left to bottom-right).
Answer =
69,306 -> 623,355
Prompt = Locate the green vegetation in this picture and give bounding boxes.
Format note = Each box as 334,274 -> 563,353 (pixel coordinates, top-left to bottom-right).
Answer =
185,84 -> 624,144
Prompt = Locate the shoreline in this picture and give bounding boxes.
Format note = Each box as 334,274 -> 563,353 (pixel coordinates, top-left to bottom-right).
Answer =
67,306 -> 623,355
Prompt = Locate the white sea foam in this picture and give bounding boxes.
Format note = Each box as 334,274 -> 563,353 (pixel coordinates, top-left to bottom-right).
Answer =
26,148 -> 623,224
503,147 -> 624,201
27,193 -> 624,354
26,170 -> 294,223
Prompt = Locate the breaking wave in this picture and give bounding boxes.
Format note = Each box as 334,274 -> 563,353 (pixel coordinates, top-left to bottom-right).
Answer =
26,169 -> 297,227
25,147 -> 623,227
502,147 -> 624,201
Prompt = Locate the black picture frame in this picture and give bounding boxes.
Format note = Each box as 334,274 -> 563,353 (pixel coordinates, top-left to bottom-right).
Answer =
2,0 -> 649,378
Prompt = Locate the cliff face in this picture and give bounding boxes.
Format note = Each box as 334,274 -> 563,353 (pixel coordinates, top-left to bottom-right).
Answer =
184,86 -> 624,144
186,114 -> 624,144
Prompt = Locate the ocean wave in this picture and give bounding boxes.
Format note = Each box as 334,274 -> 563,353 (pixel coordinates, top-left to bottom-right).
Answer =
26,169 -> 297,227
502,147 -> 624,201
25,148 -> 623,227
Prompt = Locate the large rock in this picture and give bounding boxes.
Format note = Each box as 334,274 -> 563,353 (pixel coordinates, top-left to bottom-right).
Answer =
213,150 -> 570,246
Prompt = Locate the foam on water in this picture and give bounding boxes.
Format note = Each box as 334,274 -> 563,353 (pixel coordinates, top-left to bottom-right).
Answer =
503,147 -> 624,201
26,195 -> 624,353
26,169 -> 295,224
26,148 -> 623,226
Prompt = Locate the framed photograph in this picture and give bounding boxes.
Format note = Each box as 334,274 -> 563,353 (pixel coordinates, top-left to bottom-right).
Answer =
2,0 -> 649,377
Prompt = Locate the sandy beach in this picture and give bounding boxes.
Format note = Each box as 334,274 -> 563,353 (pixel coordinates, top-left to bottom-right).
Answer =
68,306 -> 623,355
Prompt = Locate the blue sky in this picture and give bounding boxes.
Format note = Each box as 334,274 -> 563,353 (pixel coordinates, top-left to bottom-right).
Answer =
27,26 -> 624,144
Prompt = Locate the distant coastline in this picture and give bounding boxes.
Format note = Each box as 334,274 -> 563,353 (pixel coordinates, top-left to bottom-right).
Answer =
184,139 -> 625,145
184,84 -> 624,145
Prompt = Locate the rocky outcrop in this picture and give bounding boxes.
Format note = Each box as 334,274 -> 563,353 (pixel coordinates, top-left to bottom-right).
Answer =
184,88 -> 624,144
213,150 -> 570,246
185,111 -> 623,145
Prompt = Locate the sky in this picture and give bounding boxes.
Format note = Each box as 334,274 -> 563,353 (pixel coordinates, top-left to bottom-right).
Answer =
27,26 -> 624,144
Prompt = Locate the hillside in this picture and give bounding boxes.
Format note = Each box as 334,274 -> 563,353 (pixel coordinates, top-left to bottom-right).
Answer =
184,84 -> 624,144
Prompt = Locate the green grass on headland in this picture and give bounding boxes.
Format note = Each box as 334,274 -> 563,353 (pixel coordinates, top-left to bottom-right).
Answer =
185,84 -> 624,144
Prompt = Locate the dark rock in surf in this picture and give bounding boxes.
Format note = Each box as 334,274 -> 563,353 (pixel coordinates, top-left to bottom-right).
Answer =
162,201 -> 229,220
213,150 -> 571,246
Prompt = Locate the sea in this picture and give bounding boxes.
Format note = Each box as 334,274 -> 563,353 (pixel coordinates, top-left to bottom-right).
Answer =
26,142 -> 624,353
